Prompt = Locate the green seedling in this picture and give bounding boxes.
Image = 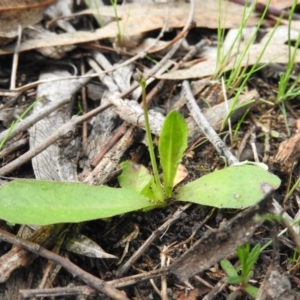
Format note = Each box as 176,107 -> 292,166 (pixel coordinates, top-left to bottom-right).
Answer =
0,68 -> 281,226
0,104 -> 280,225
136,72 -> 165,201
221,243 -> 261,299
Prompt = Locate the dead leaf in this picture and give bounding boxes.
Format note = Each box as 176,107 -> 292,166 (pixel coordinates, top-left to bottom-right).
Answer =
0,0 -> 56,45
63,234 -> 118,259
0,0 -> 262,55
156,44 -> 300,80
173,164 -> 188,187
274,131 -> 300,173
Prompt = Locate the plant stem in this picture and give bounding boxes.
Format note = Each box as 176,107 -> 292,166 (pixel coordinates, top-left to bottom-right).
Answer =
140,77 -> 164,201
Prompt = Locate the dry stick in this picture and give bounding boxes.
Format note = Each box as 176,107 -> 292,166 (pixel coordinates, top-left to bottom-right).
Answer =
86,55 -> 130,168
10,25 -> 22,90
0,224 -> 66,283
83,126 -> 137,185
35,224 -> 72,292
0,92 -> 22,110
20,286 -> 97,299
0,138 -> 28,158
182,80 -> 239,165
87,57 -> 119,93
182,81 -> 299,214
250,129 -> 259,162
0,103 -> 111,176
183,85 -> 286,260
90,124 -> 127,168
80,61 -> 88,146
0,229 -> 129,300
0,70 -> 93,144
160,246 -> 169,300
202,278 -> 228,300
236,125 -> 255,160
116,203 -> 192,277
21,267 -> 170,299
110,268 -> 168,289
263,113 -> 271,163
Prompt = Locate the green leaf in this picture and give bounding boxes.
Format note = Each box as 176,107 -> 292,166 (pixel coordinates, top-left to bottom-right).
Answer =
159,111 -> 188,198
0,179 -> 158,225
227,276 -> 244,284
220,259 -> 239,278
244,284 -> 258,298
245,244 -> 261,275
237,243 -> 249,275
118,161 -> 152,193
118,160 -> 160,201
175,165 -> 281,209
140,176 -> 161,202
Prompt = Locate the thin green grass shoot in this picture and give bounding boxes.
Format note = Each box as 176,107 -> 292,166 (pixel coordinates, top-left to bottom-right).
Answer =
222,3 -> 283,131
0,97 -> 42,151
232,107 -> 251,141
85,0 -> 104,27
276,1 -> 300,104
110,0 -> 123,42
215,0 -> 247,80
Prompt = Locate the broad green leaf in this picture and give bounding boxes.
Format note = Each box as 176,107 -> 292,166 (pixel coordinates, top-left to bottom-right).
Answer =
227,276 -> 244,284
118,161 -> 152,192
159,111 -> 188,198
0,180 -> 158,225
118,161 -> 159,201
175,165 -> 281,209
244,284 -> 258,298
140,176 -> 161,202
220,259 -> 239,278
